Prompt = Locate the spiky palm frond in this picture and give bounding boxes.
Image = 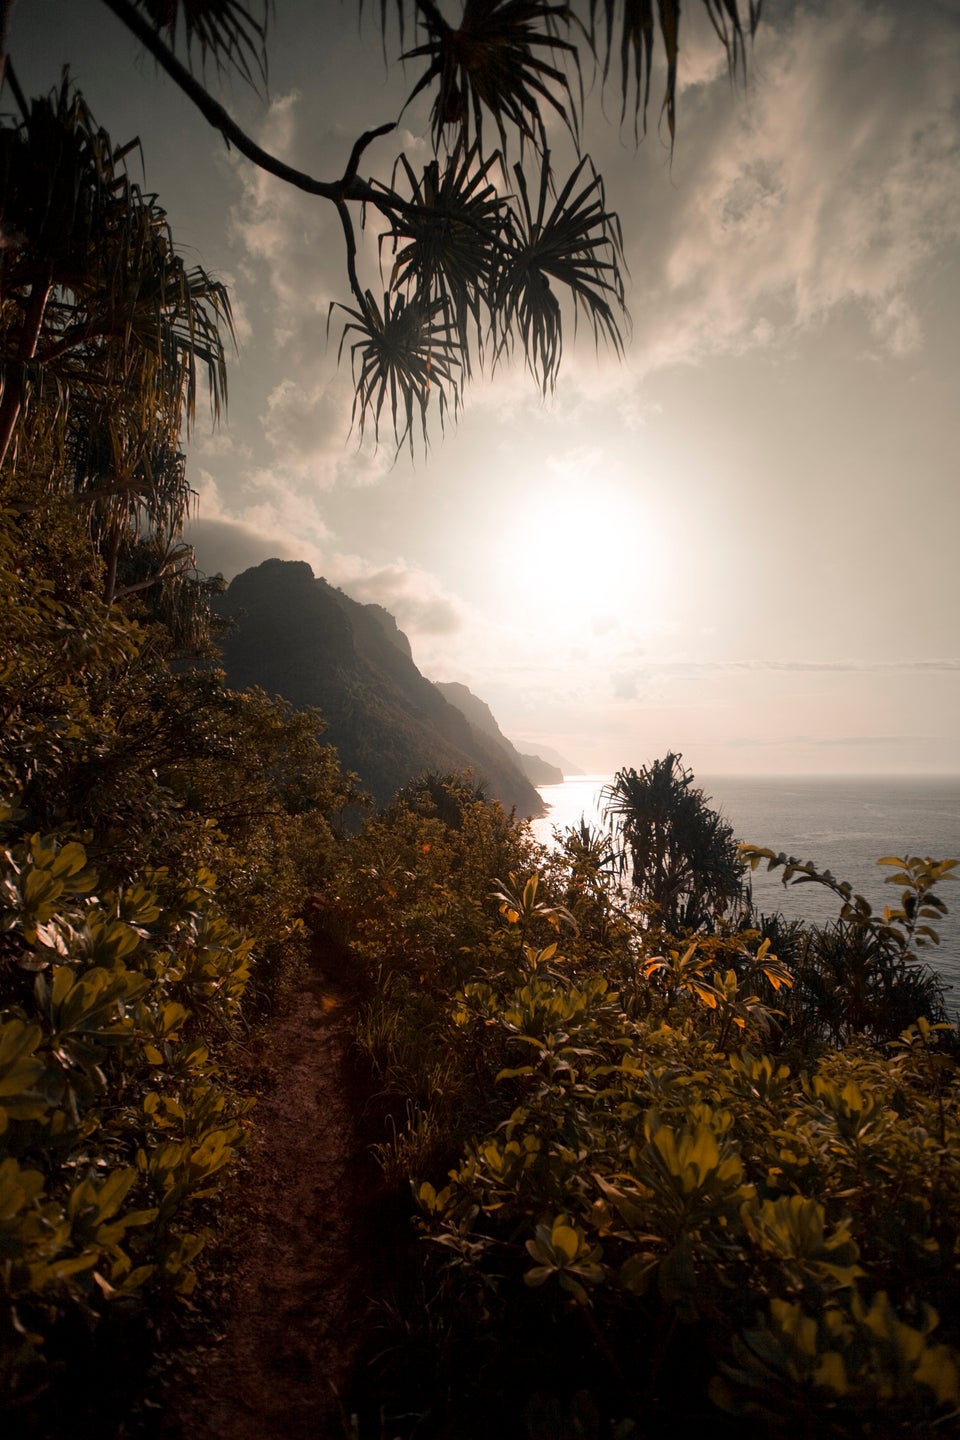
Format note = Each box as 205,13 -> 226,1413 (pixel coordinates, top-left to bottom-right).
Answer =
589,0 -> 762,141
360,0 -> 408,51
1,78 -> 129,465
401,0 -> 583,157
702,0 -> 763,76
494,151 -> 625,391
381,143 -> 506,375
0,77 -> 116,291
71,412 -> 192,544
335,289 -> 463,453
0,75 -> 232,417
0,72 -> 233,590
66,377 -> 195,603
130,0 -> 269,84
107,242 -> 233,436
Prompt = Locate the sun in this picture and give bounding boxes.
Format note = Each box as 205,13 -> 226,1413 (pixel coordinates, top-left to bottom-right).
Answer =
492,473 -> 668,643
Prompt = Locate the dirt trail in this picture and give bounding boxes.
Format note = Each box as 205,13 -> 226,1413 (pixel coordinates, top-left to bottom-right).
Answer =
165,962 -> 378,1440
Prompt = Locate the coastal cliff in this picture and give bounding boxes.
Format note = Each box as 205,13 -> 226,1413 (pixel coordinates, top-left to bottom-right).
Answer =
214,560 -> 546,815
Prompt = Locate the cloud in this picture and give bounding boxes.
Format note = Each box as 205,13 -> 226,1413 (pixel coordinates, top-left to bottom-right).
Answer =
328,558 -> 465,637
221,85 -> 431,477
717,658 -> 960,674
610,669 -> 650,701
188,515 -> 302,579
226,89 -> 398,358
193,430 -> 253,461
544,651 -> 960,712
356,1 -> 960,426
187,468 -> 333,578
261,375 -> 392,487
215,270 -> 253,346
765,659 -> 960,674
186,478 -> 472,648
606,657 -> 960,680
612,1 -> 960,372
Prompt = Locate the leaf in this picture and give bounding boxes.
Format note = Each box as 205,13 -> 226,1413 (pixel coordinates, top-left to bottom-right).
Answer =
400,0 -> 583,156
382,143 -> 504,375
523,1263 -> 554,1287
619,1251 -> 658,1295
814,1351 -> 849,1394
139,0 -> 270,86
33,922 -> 68,955
551,1221 -> 580,1262
334,289 -> 463,453
494,152 -> 626,392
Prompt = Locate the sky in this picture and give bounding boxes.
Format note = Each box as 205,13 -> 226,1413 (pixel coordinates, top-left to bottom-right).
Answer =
11,0 -> 960,775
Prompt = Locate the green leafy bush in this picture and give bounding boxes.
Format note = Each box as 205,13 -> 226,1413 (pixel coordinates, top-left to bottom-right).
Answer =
0,500 -> 355,1419
0,812 -> 254,1398
337,784 -> 959,1437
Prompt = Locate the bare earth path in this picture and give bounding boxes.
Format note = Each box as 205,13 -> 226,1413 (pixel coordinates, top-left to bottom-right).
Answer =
164,960 -> 379,1440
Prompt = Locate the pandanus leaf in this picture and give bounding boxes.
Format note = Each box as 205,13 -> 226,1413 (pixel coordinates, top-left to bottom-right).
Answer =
130,0 -> 270,85
588,0 -> 762,141
334,288 -> 463,453
400,0 -> 584,156
495,152 -> 626,391
381,143 -> 506,374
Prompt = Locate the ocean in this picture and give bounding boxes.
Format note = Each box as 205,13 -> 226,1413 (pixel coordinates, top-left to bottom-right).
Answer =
531,774 -> 960,1005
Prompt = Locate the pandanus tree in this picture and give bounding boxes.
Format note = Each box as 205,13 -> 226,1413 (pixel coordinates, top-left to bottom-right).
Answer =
602,752 -> 746,932
0,72 -> 232,607
2,0 -> 763,453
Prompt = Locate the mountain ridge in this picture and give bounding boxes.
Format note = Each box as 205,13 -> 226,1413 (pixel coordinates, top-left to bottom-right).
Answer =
213,560 -> 547,816
435,681 -> 563,787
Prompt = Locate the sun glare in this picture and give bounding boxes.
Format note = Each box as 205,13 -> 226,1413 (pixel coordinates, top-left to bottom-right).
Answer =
493,476 -> 667,644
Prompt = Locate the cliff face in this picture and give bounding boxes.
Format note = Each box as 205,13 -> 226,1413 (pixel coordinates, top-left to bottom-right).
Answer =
435,681 -> 564,786
213,560 -> 545,816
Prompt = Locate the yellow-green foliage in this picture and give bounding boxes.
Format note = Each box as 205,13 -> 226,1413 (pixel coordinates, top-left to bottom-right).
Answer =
0,503 -> 355,1412
0,812 -> 253,1395
338,794 -> 960,1437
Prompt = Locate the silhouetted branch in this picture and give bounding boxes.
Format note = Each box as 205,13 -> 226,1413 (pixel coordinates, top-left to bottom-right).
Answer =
100,0 -> 396,214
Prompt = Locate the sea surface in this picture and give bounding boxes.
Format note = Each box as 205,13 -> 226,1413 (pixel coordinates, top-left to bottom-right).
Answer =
531,774 -> 960,1005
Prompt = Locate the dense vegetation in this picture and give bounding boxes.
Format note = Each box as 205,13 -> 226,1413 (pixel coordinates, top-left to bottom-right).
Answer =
2,533 -> 958,1434
0,494 -> 360,1430
2,5 -> 959,1434
0,80 -> 358,1421
329,773 -> 959,1437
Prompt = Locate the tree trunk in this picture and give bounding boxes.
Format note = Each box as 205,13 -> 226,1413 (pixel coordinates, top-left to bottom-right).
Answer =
0,273 -> 52,470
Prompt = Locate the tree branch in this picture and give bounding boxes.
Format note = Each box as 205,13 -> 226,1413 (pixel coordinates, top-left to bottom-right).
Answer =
336,201 -> 365,308
99,0 -> 396,212
111,569 -> 177,601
